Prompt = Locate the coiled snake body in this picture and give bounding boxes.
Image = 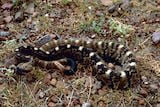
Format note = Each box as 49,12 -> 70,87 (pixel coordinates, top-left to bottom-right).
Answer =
15,38 -> 137,88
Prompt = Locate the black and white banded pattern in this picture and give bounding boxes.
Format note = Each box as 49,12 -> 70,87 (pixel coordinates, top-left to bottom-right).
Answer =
15,38 -> 137,88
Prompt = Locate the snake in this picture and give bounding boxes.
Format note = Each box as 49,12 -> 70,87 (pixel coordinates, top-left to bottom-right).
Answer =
15,38 -> 137,88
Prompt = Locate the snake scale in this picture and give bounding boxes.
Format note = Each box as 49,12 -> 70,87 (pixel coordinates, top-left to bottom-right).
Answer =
15,38 -> 137,88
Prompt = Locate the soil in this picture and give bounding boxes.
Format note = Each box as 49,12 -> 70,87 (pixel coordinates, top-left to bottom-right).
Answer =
0,0 -> 160,107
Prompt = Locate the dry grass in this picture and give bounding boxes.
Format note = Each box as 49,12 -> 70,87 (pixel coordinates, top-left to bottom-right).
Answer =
0,0 -> 160,107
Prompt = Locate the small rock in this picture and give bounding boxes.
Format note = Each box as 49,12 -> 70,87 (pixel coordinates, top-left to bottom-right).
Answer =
43,73 -> 52,84
75,104 -> 81,107
0,83 -> 6,92
0,78 -> 4,84
32,12 -> 39,18
0,31 -> 10,36
121,0 -> 130,10
96,11 -> 104,16
108,63 -> 114,68
27,17 -> 32,23
98,101 -> 105,106
48,102 -> 56,107
98,89 -> 108,96
56,81 -> 65,89
108,5 -> 116,13
15,11 -> 24,22
82,102 -> 93,107
50,33 -> 57,39
3,10 -> 11,17
100,0 -> 113,6
25,3 -> 34,14
50,78 -> 57,86
1,3 -> 13,9
141,76 -> 148,83
0,24 -> 5,29
39,91 -> 45,99
152,31 -> 160,44
93,81 -> 102,90
149,84 -> 158,93
157,104 -> 160,107
138,98 -> 145,105
50,12 -> 56,18
50,95 -> 57,103
139,88 -> 148,98
3,16 -> 13,23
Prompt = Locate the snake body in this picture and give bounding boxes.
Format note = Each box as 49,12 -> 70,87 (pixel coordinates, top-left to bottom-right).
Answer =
15,38 -> 137,88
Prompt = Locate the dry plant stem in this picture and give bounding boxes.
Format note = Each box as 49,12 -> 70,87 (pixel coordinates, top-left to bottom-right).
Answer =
32,80 -> 42,94
87,76 -> 92,102
144,98 -> 153,107
23,82 -> 38,106
138,35 -> 152,47
67,89 -> 74,107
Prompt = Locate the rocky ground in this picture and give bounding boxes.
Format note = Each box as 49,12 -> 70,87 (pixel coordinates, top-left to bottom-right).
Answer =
0,0 -> 160,107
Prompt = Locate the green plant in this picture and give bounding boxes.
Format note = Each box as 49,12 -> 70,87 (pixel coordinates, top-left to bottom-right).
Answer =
80,16 -> 105,34
61,0 -> 72,5
108,18 -> 134,37
90,16 -> 105,33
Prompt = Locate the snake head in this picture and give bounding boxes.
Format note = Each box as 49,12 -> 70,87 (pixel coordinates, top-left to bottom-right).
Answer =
15,45 -> 34,56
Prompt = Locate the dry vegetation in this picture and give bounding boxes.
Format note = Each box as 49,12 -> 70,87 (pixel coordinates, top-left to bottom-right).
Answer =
0,0 -> 160,107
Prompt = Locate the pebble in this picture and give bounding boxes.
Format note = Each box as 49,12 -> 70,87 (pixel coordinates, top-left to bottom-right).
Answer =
27,17 -> 32,23
141,76 -> 147,82
1,3 -> 13,9
0,78 -> 4,84
152,31 -> 160,44
50,95 -> 57,103
56,81 -> 65,89
139,88 -> 148,98
39,91 -> 45,99
3,16 -> 13,23
138,98 -> 145,105
93,81 -> 102,90
141,76 -> 149,85
98,101 -> 105,106
98,89 -> 108,96
25,3 -> 34,14
14,11 -> 24,22
82,102 -> 93,107
43,73 -> 52,84
48,102 -> 56,107
108,5 -> 116,13
0,31 -> 10,37
149,84 -> 158,93
0,24 -> 5,29
100,0 -> 113,6
50,78 -> 57,86
32,12 -> 39,18
3,10 -> 11,17
108,63 -> 114,68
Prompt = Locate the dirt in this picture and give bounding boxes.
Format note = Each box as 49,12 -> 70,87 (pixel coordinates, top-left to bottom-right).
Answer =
0,0 -> 160,107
